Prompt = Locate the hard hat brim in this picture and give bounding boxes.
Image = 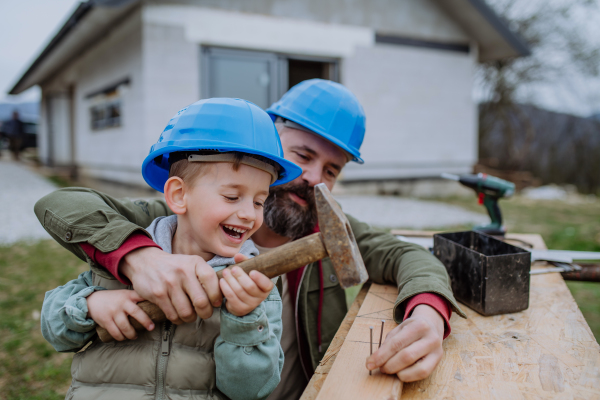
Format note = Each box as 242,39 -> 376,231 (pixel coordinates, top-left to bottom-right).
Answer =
142,140 -> 303,193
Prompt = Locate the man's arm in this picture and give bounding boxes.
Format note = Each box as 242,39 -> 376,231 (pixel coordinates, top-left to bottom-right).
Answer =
347,214 -> 465,320
34,187 -> 171,262
34,188 -> 223,324
346,214 -> 465,382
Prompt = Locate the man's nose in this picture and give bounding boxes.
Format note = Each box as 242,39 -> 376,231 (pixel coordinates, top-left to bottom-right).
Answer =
301,165 -> 323,187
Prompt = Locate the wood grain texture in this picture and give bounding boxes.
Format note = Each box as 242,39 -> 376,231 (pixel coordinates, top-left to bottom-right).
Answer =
306,233 -> 600,399
300,282 -> 371,400
315,284 -> 403,400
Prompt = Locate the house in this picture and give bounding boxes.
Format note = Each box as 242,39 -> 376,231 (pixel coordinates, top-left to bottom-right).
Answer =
9,0 -> 528,190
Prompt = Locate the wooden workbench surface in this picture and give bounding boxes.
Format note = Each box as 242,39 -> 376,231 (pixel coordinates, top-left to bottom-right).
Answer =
302,234 -> 600,399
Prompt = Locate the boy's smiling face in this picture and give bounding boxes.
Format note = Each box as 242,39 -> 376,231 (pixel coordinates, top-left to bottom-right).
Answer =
166,162 -> 271,260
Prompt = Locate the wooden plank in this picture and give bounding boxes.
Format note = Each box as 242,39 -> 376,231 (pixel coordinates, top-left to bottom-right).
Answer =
300,282 -> 371,400
305,233 -> 600,399
315,283 -> 403,400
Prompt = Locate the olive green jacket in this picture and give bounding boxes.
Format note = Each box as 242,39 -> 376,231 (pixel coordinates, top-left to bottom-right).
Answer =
34,188 -> 465,375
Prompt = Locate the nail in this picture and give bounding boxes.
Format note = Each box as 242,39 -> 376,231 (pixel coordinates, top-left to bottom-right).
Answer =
379,320 -> 385,349
367,362 -> 375,370
149,324 -> 155,331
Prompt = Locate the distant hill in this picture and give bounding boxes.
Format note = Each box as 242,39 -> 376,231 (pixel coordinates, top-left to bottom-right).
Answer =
589,113 -> 600,121
0,102 -> 39,123
479,103 -> 600,194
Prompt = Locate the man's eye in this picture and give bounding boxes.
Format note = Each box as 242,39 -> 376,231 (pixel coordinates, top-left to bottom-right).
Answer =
326,169 -> 337,179
295,152 -> 309,161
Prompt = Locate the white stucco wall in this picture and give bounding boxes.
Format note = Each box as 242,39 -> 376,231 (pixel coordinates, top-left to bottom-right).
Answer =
40,1 -> 479,186
341,44 -> 478,181
141,22 -> 200,156
41,9 -> 146,184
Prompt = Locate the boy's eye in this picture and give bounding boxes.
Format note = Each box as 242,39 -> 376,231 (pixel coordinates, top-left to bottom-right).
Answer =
223,196 -> 238,201
254,201 -> 264,208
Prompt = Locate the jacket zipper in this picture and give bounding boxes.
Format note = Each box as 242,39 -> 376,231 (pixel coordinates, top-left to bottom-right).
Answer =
294,266 -> 311,381
156,321 -> 174,400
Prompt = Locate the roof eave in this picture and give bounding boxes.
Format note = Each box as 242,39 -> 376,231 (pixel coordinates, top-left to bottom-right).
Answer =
8,2 -> 94,95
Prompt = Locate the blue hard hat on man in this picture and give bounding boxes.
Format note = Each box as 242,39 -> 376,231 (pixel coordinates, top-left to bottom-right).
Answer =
266,79 -> 366,163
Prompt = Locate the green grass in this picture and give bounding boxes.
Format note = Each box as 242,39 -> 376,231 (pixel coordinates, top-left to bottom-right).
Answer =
0,240 -> 88,400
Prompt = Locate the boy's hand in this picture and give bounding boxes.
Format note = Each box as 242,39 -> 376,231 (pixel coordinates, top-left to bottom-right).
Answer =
87,290 -> 155,341
366,304 -> 445,382
220,267 -> 274,317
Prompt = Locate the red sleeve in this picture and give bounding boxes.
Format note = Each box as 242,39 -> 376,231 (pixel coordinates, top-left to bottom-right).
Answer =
80,233 -> 161,285
403,293 -> 452,339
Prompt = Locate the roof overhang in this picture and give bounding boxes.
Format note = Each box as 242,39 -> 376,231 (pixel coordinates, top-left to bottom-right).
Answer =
8,0 -> 139,95
9,0 -> 529,95
434,0 -> 530,61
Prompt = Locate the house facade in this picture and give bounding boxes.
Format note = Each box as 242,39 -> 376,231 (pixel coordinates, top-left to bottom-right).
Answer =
9,0 -> 528,188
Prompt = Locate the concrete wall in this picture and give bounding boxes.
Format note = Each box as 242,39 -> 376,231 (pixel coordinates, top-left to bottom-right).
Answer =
40,0 -> 478,186
141,21 -> 200,157
144,3 -> 477,182
150,0 -> 470,43
41,8 -> 146,184
341,43 -> 478,181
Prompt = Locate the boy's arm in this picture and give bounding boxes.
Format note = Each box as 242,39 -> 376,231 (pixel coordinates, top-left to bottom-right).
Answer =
41,271 -> 106,352
214,287 -> 284,400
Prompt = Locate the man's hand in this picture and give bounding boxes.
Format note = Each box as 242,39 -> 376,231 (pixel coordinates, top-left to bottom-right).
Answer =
220,267 -> 274,317
87,290 -> 154,341
120,247 -> 222,324
366,304 -> 445,382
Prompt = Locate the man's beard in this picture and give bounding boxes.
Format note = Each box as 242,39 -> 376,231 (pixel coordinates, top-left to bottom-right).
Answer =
263,181 -> 318,240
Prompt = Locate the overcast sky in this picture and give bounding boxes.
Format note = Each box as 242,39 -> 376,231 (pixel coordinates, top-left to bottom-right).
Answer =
0,0 -> 80,103
1,0 -> 599,116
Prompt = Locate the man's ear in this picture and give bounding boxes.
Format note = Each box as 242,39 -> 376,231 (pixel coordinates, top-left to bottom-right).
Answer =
164,177 -> 187,215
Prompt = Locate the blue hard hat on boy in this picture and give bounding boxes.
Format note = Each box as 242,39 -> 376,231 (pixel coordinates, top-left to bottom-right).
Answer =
142,98 -> 302,192
266,79 -> 366,164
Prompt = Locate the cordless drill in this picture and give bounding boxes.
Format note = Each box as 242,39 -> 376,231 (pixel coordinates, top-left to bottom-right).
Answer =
441,173 -> 515,236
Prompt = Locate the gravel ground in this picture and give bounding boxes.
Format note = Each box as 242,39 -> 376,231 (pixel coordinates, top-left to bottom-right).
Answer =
0,159 -> 488,244
334,195 -> 488,229
0,160 -> 58,245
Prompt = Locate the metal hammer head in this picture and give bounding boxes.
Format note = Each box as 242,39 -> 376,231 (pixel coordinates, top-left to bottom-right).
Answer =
315,183 -> 368,289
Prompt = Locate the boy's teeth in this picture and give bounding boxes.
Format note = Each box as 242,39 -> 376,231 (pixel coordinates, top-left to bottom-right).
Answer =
224,225 -> 247,233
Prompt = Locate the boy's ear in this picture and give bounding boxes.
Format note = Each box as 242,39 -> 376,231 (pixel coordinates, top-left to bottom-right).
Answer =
164,177 -> 187,215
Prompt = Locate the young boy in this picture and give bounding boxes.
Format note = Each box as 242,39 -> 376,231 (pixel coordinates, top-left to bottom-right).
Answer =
40,98 -> 302,400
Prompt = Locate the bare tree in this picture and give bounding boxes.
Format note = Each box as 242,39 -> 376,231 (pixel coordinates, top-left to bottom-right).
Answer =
478,0 -> 600,171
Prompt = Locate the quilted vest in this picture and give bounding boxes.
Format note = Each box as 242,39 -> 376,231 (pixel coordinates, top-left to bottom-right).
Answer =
65,274 -> 227,400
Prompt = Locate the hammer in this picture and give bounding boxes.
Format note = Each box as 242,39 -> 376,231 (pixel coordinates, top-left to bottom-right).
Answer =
97,183 -> 368,342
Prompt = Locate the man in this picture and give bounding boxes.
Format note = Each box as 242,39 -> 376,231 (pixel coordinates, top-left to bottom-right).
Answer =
4,111 -> 25,160
35,79 -> 465,400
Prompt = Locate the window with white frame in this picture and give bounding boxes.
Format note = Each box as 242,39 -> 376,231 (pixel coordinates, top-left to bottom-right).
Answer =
86,78 -> 129,131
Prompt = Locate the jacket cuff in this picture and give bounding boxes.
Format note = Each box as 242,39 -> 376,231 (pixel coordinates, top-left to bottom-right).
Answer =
80,233 -> 161,285
220,303 -> 270,346
403,293 -> 452,339
60,286 -> 106,332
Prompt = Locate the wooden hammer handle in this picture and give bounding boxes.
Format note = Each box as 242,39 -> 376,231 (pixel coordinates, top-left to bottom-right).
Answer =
97,233 -> 327,342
